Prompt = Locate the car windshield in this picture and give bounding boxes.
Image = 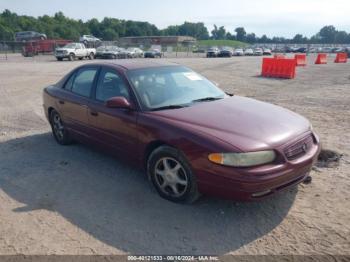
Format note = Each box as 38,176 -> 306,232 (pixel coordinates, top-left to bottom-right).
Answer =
127,66 -> 226,111
97,46 -> 116,51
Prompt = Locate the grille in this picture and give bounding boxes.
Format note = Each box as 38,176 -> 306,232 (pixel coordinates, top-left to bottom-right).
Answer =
284,134 -> 314,160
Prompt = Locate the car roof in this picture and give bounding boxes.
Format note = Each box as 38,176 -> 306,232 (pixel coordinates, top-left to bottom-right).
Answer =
89,60 -> 179,70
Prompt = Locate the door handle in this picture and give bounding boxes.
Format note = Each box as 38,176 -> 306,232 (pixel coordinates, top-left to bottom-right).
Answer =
58,100 -> 65,105
90,111 -> 98,116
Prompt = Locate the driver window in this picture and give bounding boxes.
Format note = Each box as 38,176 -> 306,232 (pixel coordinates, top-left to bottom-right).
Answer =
96,68 -> 130,102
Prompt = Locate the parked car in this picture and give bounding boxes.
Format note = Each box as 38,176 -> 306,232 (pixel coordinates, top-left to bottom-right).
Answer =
206,47 -> 220,57
234,48 -> 244,56
43,60 -> 321,203
345,47 -> 350,57
117,47 -> 143,58
263,48 -> 272,55
285,46 -> 298,53
15,31 -> 47,42
273,47 -> 285,53
218,47 -> 233,57
253,48 -> 263,56
332,47 -> 344,53
295,47 -> 307,53
321,47 -> 333,53
144,49 -> 162,58
308,47 -> 317,53
244,48 -> 254,56
95,46 -> 120,59
79,35 -> 101,45
129,47 -> 144,58
55,43 -> 96,61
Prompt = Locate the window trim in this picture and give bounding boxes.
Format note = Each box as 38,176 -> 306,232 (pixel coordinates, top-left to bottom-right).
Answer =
61,66 -> 101,99
91,66 -> 141,110
94,67 -> 130,103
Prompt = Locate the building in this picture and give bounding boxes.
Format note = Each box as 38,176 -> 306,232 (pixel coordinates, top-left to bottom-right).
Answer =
119,36 -> 196,47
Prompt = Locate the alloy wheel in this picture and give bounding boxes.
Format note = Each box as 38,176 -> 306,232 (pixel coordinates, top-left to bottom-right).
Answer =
52,113 -> 64,141
154,157 -> 188,197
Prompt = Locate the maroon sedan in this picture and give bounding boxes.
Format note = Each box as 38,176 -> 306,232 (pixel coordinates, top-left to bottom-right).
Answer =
43,60 -> 321,203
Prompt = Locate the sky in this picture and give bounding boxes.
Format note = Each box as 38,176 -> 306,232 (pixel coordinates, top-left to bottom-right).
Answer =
1,0 -> 349,38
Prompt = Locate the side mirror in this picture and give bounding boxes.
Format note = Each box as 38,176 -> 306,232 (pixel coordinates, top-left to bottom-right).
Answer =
106,96 -> 133,110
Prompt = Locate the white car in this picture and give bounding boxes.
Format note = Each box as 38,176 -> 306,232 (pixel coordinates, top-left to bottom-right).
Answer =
263,48 -> 272,55
128,47 -> 144,58
79,35 -> 101,45
55,43 -> 96,61
234,48 -> 244,56
119,47 -> 144,58
244,48 -> 254,56
254,48 -> 263,56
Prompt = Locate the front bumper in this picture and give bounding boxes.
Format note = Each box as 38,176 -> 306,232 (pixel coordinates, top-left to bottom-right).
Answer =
55,54 -> 69,58
195,132 -> 321,201
100,53 -> 117,59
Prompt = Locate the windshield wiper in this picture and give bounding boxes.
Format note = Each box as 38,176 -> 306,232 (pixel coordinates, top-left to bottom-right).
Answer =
192,97 -> 223,103
150,105 -> 187,111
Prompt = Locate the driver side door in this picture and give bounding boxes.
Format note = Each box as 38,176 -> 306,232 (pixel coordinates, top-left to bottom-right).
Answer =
87,66 -> 139,156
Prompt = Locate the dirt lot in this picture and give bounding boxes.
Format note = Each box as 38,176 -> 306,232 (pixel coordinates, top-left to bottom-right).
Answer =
0,53 -> 349,255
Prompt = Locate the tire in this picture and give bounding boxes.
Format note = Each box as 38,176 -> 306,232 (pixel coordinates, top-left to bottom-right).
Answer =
147,146 -> 200,203
89,52 -> 94,60
68,53 -> 75,61
49,109 -> 73,145
56,57 -> 63,61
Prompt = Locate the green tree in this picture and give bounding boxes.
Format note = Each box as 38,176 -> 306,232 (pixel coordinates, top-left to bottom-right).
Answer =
234,27 -> 246,42
319,25 -> 337,43
246,33 -> 256,43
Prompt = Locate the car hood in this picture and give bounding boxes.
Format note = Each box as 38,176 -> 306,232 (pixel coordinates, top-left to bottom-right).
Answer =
149,96 -> 310,151
56,48 -> 71,51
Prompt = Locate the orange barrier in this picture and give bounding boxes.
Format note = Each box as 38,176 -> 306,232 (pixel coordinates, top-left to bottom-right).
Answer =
294,54 -> 306,66
274,54 -> 285,59
334,52 -> 347,63
261,58 -> 296,79
315,53 -> 327,64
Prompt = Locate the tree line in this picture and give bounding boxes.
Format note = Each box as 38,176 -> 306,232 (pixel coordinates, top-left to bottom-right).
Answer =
0,9 -> 349,44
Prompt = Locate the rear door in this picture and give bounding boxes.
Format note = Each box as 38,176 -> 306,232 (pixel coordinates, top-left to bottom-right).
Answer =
56,66 -> 100,137
87,66 -> 139,154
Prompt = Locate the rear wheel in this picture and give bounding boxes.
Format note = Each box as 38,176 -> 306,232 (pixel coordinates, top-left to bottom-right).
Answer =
147,146 -> 200,203
50,109 -> 72,145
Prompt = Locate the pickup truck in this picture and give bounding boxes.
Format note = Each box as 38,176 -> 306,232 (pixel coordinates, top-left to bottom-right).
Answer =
55,43 -> 96,61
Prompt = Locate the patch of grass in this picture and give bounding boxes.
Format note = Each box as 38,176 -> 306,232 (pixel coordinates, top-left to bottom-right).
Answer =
198,40 -> 247,48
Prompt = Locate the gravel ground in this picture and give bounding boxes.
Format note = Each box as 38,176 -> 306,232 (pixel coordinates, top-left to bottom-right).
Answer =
0,53 -> 349,255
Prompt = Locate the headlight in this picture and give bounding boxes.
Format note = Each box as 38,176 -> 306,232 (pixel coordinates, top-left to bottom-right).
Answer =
208,151 -> 276,167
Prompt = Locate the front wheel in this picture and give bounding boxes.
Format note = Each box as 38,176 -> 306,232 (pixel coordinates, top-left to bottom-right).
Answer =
50,109 -> 72,145
68,53 -> 75,61
88,52 -> 94,60
147,146 -> 200,203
